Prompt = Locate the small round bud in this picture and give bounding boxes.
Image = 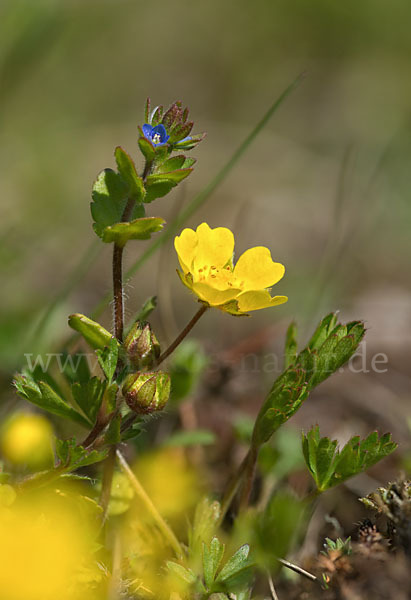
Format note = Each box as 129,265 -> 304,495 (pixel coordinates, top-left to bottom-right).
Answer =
122,371 -> 170,414
124,321 -> 161,370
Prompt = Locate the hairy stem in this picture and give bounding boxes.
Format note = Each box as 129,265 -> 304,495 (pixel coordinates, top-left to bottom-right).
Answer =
116,449 -> 184,559
156,304 -> 208,366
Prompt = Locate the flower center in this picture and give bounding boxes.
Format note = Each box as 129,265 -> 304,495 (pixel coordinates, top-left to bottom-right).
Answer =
152,133 -> 162,144
194,264 -> 243,289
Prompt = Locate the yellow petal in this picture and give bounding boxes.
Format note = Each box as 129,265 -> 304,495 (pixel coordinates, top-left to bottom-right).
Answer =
237,290 -> 288,312
193,223 -> 234,270
191,281 -> 241,306
174,228 -> 198,273
234,247 -> 285,290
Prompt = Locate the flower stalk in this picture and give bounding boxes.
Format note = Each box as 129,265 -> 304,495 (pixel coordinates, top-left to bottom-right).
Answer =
156,304 -> 208,366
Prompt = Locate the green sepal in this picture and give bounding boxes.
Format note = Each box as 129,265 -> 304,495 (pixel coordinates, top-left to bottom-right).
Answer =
71,377 -> 105,424
68,313 -> 117,352
302,426 -> 397,492
150,105 -> 164,125
114,146 -> 145,202
101,216 -> 165,245
174,132 -> 206,150
14,374 -> 91,427
91,168 -> 145,238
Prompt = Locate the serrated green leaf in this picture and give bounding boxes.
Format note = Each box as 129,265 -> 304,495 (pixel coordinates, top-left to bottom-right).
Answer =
253,368 -> 308,445
71,377 -> 105,423
14,375 -> 91,427
96,338 -> 119,382
101,216 -> 165,245
216,544 -> 250,582
68,313 -> 116,352
56,438 -> 108,470
167,561 -> 197,584
308,313 -> 339,350
284,321 -> 298,368
302,427 -> 397,492
115,146 -> 145,202
203,537 -> 225,589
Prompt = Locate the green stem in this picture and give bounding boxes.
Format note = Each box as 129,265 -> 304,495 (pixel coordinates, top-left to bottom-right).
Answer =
238,445 -> 259,512
219,453 -> 249,525
99,445 -> 117,521
156,304 -> 208,366
116,449 -> 184,559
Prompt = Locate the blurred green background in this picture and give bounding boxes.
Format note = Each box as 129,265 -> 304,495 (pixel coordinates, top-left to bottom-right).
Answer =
1,0 -> 410,462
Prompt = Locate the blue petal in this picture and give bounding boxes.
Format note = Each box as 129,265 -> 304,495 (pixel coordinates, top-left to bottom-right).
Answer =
152,124 -> 168,142
178,136 -> 192,144
142,123 -> 153,138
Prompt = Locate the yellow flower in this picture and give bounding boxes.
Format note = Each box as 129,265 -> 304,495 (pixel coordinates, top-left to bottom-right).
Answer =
174,223 -> 287,314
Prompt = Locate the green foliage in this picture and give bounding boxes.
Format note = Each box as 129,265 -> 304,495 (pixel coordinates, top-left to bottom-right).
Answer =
71,377 -> 105,424
55,437 -> 108,470
253,314 -> 366,446
14,372 -> 91,427
164,429 -> 216,448
203,537 -> 225,589
114,146 -> 145,203
91,168 -> 145,239
284,321 -> 298,368
68,313 -> 116,352
96,337 -> 119,383
138,135 -> 155,162
302,426 -> 397,492
169,540 -> 253,597
143,178 -> 175,204
322,537 -> 352,556
253,491 -> 304,564
101,216 -> 165,245
169,340 -> 208,404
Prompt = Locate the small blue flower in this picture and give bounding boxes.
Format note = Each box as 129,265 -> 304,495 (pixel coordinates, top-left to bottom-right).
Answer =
142,123 -> 170,146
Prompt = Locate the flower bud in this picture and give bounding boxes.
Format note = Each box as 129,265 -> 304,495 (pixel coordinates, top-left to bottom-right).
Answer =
123,372 -> 170,414
124,321 -> 161,370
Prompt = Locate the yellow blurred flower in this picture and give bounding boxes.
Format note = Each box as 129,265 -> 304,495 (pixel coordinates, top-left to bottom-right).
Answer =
0,412 -> 54,470
0,490 -> 97,600
175,222 -> 287,314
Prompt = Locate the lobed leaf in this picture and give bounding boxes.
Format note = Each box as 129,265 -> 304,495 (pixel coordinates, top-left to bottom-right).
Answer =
302,426 -> 397,492
101,216 -> 165,245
